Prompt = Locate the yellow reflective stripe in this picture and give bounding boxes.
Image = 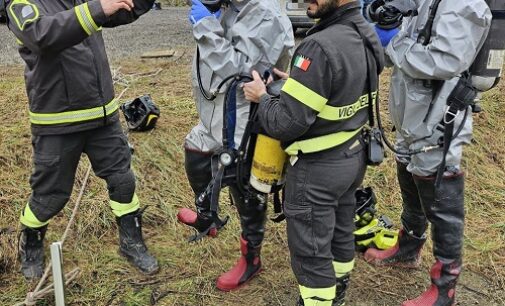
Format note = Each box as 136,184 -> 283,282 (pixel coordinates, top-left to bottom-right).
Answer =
9,0 -> 40,31
318,92 -> 377,121
333,259 -> 354,278
75,3 -> 99,35
110,194 -> 140,217
75,4 -> 91,35
299,285 -> 336,305
82,2 -> 99,31
16,38 -> 24,45
20,203 -> 48,228
282,78 -> 328,112
285,126 -> 364,156
29,99 -> 119,125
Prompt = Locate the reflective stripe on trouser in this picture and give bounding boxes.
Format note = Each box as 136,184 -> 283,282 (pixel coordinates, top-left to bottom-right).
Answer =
285,150 -> 366,294
110,193 -> 140,217
299,285 -> 336,306
29,99 -> 118,125
20,203 -> 49,228
333,259 -> 354,278
285,126 -> 364,156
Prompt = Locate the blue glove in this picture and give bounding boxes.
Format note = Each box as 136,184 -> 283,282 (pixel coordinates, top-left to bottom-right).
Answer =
188,0 -> 221,25
374,25 -> 400,47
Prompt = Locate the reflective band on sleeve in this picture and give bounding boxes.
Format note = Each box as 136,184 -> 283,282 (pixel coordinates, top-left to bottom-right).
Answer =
285,126 -> 364,156
299,285 -> 336,306
29,99 -> 119,125
110,194 -> 140,217
318,92 -> 377,121
20,203 -> 48,228
74,3 -> 99,36
281,78 -> 328,112
333,259 -> 355,278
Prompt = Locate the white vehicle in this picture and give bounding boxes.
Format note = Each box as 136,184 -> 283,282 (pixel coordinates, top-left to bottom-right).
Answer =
279,0 -> 315,32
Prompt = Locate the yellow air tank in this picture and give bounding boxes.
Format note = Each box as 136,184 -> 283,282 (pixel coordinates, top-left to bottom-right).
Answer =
249,134 -> 287,193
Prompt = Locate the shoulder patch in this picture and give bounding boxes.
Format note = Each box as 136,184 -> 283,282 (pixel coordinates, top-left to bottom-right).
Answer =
8,0 -> 39,30
293,54 -> 312,72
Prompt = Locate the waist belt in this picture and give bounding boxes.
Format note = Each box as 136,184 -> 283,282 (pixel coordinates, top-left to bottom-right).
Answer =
29,99 -> 119,125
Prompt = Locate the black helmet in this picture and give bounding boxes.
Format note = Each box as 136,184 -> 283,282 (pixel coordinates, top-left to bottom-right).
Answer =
366,0 -> 404,30
120,95 -> 160,131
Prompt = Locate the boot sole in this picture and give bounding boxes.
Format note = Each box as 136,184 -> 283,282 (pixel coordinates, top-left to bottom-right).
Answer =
216,268 -> 263,292
118,250 -> 160,275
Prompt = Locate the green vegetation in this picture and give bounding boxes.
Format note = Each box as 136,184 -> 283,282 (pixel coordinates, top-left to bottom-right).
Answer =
0,55 -> 504,305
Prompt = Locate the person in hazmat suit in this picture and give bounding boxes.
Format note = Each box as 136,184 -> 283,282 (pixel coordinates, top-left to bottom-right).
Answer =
243,0 -> 384,304
364,0 -> 492,305
3,0 -> 159,280
176,0 -> 294,291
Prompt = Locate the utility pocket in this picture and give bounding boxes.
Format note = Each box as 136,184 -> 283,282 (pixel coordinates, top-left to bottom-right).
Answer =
284,203 -> 317,256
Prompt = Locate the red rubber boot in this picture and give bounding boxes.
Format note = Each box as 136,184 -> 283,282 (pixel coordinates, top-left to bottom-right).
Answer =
364,229 -> 425,268
177,208 -> 217,237
216,236 -> 262,291
402,260 -> 461,306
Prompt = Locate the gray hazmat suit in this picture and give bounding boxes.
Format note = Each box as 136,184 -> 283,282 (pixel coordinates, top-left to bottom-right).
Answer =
386,0 -> 491,176
185,0 -> 295,152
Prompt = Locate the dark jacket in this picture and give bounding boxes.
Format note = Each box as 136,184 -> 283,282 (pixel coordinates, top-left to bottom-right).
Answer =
6,0 -> 154,135
258,1 -> 384,156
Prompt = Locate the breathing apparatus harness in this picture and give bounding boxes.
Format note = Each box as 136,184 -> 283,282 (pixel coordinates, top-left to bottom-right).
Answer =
189,46 -> 286,241
367,0 -> 505,186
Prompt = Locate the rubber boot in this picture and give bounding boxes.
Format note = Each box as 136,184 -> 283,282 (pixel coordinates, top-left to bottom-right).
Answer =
364,162 -> 427,268
216,235 -> 262,291
364,229 -> 426,268
402,260 -> 461,306
117,210 -> 159,275
403,173 -> 465,306
18,225 -> 47,280
177,148 -> 217,237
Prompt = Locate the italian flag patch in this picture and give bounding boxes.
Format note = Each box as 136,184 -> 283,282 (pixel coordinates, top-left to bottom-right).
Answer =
294,55 -> 311,71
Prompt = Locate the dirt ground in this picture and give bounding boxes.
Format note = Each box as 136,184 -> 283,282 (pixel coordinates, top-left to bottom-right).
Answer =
1,7 -> 505,306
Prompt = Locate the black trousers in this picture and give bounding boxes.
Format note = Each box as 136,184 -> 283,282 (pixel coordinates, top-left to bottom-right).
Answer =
285,148 -> 366,289
28,121 -> 135,222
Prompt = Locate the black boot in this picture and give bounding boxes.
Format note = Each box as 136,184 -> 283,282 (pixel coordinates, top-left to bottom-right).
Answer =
177,148 -> 216,235
18,225 -> 47,280
117,210 -> 159,275
403,173 -> 465,306
333,274 -> 350,306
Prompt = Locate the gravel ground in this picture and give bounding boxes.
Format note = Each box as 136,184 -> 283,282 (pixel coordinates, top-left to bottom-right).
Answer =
0,8 -> 193,65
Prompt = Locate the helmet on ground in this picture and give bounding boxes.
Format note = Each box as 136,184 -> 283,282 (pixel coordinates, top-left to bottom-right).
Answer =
120,95 -> 160,131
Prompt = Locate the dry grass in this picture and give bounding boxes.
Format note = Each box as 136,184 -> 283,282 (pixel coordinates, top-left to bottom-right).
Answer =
0,52 -> 504,305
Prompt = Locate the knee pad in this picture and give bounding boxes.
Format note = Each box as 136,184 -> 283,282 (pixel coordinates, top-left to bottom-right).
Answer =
106,170 -> 136,204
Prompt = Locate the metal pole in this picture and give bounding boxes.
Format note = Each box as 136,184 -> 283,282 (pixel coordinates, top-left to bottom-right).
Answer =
50,242 -> 66,306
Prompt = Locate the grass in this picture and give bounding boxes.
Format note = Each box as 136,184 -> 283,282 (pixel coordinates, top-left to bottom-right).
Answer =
0,52 -> 504,305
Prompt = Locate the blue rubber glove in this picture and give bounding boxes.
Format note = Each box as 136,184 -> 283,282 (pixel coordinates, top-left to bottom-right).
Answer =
374,25 -> 400,47
188,0 -> 221,25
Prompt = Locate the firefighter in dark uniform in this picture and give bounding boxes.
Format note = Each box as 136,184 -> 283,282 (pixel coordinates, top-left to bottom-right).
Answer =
4,0 -> 159,279
243,0 -> 384,304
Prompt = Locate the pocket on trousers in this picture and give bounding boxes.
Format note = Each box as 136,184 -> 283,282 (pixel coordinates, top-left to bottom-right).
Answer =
34,154 -> 60,168
284,203 -> 317,256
